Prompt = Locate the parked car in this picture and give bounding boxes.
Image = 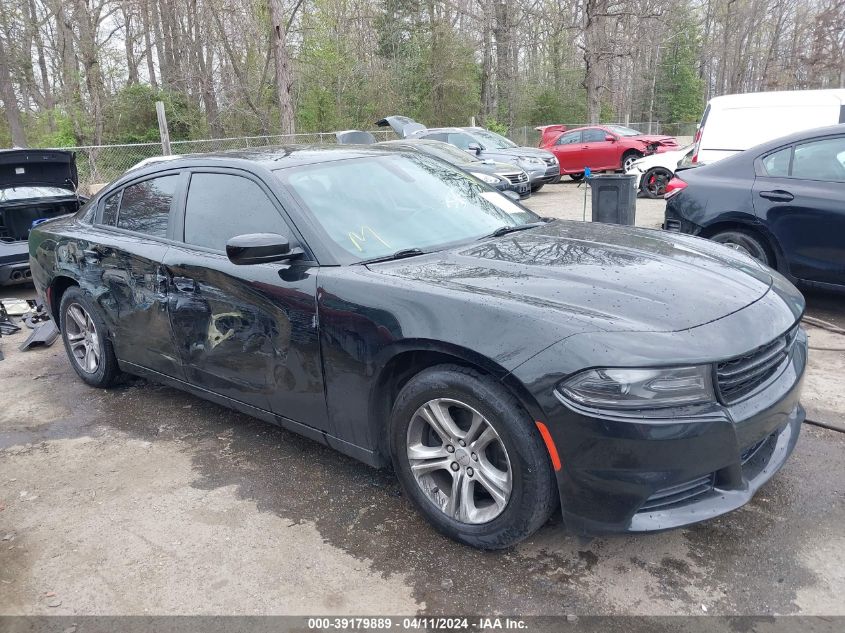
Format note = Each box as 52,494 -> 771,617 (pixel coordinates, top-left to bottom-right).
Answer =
626,144 -> 693,198
692,89 -> 845,165
1,149 -> 86,285
377,139 -> 531,198
665,125 -> 845,290
376,116 -> 560,191
539,125 -> 679,179
31,145 -> 806,548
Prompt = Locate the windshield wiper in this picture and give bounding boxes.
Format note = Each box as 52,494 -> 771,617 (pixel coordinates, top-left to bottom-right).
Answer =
481,221 -> 547,239
359,248 -> 426,265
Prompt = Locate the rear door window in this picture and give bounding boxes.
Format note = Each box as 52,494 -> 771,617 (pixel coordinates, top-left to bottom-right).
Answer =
791,137 -> 845,183
183,173 -> 289,251
556,131 -> 582,145
117,175 -> 178,237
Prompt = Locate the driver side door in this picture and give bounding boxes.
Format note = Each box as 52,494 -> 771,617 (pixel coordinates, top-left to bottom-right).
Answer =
162,168 -> 329,430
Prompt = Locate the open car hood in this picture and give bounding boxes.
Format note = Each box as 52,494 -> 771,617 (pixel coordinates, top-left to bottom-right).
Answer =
0,149 -> 78,190
375,116 -> 427,138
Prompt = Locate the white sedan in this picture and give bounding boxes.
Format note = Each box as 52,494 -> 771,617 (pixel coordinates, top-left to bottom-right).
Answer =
626,144 -> 693,198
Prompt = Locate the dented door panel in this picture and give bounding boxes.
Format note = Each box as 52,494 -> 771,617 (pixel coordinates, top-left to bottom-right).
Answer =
162,245 -> 329,430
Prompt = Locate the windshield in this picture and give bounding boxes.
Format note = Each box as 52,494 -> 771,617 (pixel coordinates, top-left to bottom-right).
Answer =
468,129 -> 518,149
419,142 -> 480,165
275,154 -> 537,262
0,186 -> 75,202
605,125 -> 642,137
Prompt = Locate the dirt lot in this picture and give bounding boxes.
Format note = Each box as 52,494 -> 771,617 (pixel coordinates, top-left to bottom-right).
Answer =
1,184 -> 844,616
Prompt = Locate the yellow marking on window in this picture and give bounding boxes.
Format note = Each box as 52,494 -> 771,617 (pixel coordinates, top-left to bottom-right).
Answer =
348,226 -> 391,252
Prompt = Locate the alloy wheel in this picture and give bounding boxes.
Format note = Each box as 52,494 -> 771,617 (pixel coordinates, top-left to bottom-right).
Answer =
64,302 -> 101,374
623,154 -> 640,172
406,398 -> 512,524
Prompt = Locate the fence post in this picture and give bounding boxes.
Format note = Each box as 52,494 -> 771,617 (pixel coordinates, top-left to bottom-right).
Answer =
155,101 -> 171,155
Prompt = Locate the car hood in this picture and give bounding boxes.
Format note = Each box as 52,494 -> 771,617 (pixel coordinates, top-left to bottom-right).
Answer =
0,149 -> 78,189
468,161 -> 523,175
630,135 -> 678,147
485,147 -> 554,160
630,145 -> 692,170
369,221 -> 774,334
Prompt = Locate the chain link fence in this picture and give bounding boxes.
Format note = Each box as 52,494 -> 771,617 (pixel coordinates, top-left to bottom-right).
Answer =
509,122 -> 698,148
59,124 -> 697,193
59,131 -> 395,193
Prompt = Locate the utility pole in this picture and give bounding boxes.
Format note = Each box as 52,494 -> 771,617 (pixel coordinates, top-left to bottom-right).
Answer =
156,101 -> 171,155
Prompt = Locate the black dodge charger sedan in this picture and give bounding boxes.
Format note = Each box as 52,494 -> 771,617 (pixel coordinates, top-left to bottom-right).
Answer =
29,146 -> 807,548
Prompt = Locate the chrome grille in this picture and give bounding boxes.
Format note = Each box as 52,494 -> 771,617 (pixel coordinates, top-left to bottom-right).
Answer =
716,326 -> 799,404
498,171 -> 528,185
639,474 -> 714,512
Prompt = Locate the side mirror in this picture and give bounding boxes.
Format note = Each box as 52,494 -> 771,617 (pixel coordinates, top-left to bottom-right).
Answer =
226,233 -> 302,265
605,134 -> 616,142
467,143 -> 482,155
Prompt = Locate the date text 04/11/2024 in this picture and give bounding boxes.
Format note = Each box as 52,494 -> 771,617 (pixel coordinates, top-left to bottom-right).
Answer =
306,617 -> 528,630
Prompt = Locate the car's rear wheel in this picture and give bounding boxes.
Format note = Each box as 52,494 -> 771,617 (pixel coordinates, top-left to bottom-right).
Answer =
389,365 -> 557,549
710,229 -> 772,267
621,151 -> 643,172
59,287 -> 121,387
641,167 -> 673,198
569,173 -> 584,181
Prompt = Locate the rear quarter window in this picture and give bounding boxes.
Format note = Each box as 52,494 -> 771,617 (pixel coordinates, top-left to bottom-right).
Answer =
116,175 -> 178,237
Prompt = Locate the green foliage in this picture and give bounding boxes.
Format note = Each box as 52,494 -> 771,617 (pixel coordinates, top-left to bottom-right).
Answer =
525,87 -> 588,125
104,84 -> 200,144
654,20 -> 705,123
484,118 -> 508,135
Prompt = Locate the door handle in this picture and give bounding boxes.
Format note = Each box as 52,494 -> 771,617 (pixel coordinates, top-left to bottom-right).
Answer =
171,276 -> 197,293
759,190 -> 794,202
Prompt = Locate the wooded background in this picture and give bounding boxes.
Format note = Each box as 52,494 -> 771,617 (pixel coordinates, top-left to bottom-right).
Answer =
0,0 -> 843,149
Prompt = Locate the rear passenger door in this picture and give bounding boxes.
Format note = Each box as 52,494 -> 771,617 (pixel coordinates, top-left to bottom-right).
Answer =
91,171 -> 186,379
753,135 -> 845,285
162,169 -> 329,430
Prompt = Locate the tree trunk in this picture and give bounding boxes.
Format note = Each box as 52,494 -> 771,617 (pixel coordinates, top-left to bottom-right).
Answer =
0,33 -> 26,147
268,0 -> 296,135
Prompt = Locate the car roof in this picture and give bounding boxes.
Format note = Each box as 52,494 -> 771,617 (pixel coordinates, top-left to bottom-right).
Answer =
112,144 -> 409,184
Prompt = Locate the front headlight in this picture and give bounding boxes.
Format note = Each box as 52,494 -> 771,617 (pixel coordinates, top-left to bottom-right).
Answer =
558,366 -> 714,410
470,172 -> 502,185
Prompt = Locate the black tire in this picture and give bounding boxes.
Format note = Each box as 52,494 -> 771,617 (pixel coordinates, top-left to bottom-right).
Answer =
710,229 -> 773,267
621,151 -> 643,172
531,183 -> 544,192
569,173 -> 584,182
549,175 -> 562,185
389,364 -> 558,549
59,286 -> 122,387
641,167 -> 673,198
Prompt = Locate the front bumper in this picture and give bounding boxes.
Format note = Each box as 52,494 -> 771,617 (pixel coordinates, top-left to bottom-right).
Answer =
0,240 -> 32,285
515,325 -> 807,534
525,164 -> 560,186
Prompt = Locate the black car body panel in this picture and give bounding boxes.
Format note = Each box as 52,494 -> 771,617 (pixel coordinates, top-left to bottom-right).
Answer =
665,124 -> 845,290
1,149 -> 86,284
29,146 -> 807,534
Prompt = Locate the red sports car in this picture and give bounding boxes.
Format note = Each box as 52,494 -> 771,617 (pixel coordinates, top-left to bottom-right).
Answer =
537,125 -> 679,180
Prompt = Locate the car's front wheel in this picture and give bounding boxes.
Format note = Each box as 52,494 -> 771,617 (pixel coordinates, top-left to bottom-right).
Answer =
59,287 -> 121,387
530,183 -> 544,193
389,365 -> 557,549
710,229 -> 773,267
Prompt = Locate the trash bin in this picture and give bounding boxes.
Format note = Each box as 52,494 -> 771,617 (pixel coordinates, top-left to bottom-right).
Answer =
588,174 -> 637,225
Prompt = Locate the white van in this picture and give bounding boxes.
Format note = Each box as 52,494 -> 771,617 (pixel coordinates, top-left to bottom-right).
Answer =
692,89 -> 845,164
